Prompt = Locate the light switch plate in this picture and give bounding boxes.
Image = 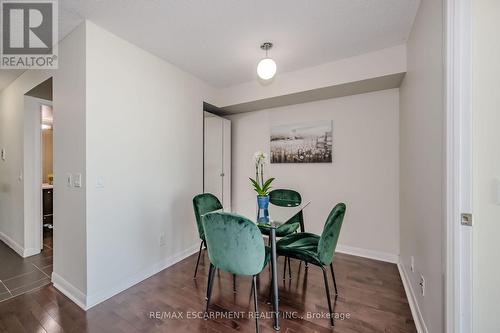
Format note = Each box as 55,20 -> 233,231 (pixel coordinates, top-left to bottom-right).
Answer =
96,177 -> 105,188
73,173 -> 82,188
66,173 -> 72,188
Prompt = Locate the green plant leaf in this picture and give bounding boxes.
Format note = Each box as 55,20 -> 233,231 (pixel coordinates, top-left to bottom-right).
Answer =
249,177 -> 264,195
260,178 -> 275,194
249,178 -> 261,189
261,178 -> 275,191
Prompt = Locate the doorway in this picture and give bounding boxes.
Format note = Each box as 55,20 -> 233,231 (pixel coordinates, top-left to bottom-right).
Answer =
0,79 -> 53,302
0,77 -> 54,303
25,78 -> 54,255
203,107 -> 231,211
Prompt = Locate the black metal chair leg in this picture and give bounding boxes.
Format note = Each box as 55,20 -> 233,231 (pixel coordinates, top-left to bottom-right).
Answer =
282,256 -> 287,280
252,275 -> 260,333
267,271 -> 273,304
287,257 -> 292,279
205,264 -> 216,318
193,240 -> 204,278
330,263 -> 338,296
233,274 -> 237,293
205,262 -> 213,301
321,266 -> 335,326
268,237 -> 272,275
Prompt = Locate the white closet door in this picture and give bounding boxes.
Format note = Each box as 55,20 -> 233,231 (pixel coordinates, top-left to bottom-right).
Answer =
204,113 -> 231,211
204,115 -> 223,202
222,118 -> 231,212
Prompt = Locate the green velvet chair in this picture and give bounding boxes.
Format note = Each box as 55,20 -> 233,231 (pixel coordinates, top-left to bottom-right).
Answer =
276,202 -> 346,326
192,193 -> 223,278
258,189 -> 304,237
258,189 -> 305,279
202,212 -> 270,333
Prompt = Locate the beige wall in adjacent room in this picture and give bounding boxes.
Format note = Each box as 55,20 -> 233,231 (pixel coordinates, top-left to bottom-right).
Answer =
228,89 -> 400,260
42,129 -> 53,183
399,0 -> 444,332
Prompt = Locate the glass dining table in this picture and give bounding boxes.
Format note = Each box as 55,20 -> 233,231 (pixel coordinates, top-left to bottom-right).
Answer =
231,199 -> 311,331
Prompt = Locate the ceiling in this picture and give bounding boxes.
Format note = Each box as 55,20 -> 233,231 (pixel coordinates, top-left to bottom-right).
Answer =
26,78 -> 53,101
0,0 -> 419,90
0,69 -> 24,92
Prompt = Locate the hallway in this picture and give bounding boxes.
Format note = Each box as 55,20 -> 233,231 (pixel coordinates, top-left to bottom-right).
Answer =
0,231 -> 53,302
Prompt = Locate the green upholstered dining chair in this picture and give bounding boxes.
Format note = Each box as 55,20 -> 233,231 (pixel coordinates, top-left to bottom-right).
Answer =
258,189 -> 305,279
202,212 -> 270,333
258,189 -> 305,237
192,193 -> 223,278
276,202 -> 346,326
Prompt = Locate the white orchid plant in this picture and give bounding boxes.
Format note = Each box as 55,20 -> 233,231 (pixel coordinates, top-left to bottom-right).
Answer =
249,151 -> 275,196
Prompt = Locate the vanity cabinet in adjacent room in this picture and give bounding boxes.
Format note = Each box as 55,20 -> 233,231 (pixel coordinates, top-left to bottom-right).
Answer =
42,187 -> 53,226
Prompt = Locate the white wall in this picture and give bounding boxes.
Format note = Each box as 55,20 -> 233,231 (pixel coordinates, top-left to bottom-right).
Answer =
1,20 -> 218,308
472,0 -> 500,331
84,21 -> 217,307
228,89 -> 400,260
52,23 -> 88,300
399,0 -> 444,332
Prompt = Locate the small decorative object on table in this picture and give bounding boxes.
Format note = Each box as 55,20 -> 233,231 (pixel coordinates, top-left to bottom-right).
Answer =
249,151 -> 275,223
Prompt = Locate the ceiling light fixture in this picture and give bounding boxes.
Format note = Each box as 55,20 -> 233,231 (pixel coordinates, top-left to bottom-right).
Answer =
257,42 -> 276,80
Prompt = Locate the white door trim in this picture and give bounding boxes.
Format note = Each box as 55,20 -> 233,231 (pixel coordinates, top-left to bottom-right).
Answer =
445,0 -> 473,332
26,97 -> 53,254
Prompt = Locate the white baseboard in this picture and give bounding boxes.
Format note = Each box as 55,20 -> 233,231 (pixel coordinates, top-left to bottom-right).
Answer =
0,230 -> 25,257
0,230 -> 41,258
52,272 -> 88,310
397,263 -> 428,333
85,243 -> 200,309
23,247 -> 41,257
336,244 -> 399,263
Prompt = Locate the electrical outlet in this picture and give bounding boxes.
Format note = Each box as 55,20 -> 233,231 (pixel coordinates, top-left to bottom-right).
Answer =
410,256 -> 415,272
419,275 -> 425,296
159,233 -> 166,247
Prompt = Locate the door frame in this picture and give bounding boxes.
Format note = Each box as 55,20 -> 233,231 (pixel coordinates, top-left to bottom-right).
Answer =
31,97 -> 54,250
23,96 -> 53,255
202,111 -> 231,211
445,0 -> 473,332
39,100 -> 54,250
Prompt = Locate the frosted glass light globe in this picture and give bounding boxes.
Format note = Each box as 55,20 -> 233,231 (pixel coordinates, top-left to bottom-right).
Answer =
257,58 -> 277,80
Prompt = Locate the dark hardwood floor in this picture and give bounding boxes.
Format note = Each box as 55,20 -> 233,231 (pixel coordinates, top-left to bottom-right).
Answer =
0,249 -> 416,333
